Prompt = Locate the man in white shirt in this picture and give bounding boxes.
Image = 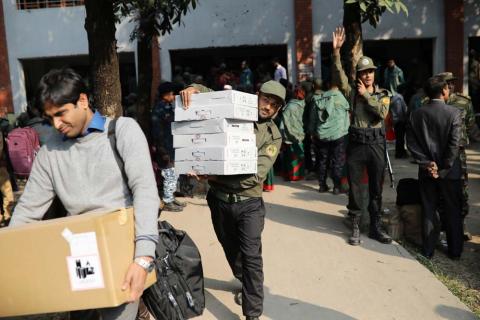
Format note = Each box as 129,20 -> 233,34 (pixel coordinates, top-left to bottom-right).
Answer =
272,57 -> 287,82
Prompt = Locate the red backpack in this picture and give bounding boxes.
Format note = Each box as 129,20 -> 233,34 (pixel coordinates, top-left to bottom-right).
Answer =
6,127 -> 40,177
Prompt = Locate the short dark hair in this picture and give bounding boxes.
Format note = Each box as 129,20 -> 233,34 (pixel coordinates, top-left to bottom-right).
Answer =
424,76 -> 447,100
35,68 -> 87,112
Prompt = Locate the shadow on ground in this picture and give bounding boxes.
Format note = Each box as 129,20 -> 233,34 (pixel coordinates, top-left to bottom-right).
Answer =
204,278 -> 358,320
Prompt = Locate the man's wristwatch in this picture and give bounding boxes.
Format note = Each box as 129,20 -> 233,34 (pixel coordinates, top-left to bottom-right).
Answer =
134,257 -> 155,273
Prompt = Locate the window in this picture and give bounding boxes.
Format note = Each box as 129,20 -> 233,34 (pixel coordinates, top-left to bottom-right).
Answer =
16,0 -> 84,10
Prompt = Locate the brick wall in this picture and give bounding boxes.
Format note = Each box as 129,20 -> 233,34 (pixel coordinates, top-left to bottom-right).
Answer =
294,0 -> 313,81
0,2 -> 13,114
444,0 -> 464,90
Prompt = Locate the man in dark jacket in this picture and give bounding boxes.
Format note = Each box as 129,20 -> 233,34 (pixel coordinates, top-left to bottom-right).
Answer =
407,76 -> 463,259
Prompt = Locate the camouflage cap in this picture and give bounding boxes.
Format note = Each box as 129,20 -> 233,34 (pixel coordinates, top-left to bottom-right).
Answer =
435,72 -> 457,82
356,56 -> 377,72
259,80 -> 286,103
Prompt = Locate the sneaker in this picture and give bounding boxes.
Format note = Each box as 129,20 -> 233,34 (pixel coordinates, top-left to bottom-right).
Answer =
173,199 -> 187,207
163,202 -> 184,212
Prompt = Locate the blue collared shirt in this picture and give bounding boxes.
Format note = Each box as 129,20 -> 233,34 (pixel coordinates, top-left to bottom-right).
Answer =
84,111 -> 106,136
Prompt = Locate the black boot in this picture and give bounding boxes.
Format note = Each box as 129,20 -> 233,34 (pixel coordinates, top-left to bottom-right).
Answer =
348,215 -> 361,245
369,214 -> 392,244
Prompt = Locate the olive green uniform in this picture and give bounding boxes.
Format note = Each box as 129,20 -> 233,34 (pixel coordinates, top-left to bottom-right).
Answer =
332,54 -> 391,232
192,83 -> 282,318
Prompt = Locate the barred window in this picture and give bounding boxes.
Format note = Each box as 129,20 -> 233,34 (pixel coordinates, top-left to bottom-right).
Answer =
16,0 -> 84,10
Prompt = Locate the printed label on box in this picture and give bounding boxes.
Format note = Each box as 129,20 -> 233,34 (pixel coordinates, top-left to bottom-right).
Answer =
66,255 -> 105,291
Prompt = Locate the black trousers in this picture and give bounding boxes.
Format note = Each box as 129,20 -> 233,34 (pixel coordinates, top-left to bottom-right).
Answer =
313,136 -> 346,188
304,134 -> 315,172
347,142 -> 385,218
419,178 -> 464,257
206,191 -> 265,317
394,122 -> 407,157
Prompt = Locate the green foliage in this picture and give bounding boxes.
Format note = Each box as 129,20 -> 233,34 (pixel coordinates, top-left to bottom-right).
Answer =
114,0 -> 197,40
344,0 -> 408,27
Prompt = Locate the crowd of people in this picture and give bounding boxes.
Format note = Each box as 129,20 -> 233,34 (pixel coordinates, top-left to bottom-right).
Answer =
0,26 -> 477,320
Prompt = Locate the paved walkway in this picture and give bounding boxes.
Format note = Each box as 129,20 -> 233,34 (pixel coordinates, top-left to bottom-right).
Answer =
163,147 -> 478,320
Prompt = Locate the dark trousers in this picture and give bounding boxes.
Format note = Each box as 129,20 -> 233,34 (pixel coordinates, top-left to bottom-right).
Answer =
304,134 -> 315,171
207,191 -> 265,317
394,122 -> 407,157
347,142 -> 385,218
313,136 -> 346,187
419,178 -> 464,257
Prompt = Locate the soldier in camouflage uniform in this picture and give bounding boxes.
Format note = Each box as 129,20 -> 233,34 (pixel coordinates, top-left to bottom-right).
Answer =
332,27 -> 392,246
436,72 -> 475,239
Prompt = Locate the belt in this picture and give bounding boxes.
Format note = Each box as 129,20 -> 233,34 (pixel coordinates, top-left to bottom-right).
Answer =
211,189 -> 252,203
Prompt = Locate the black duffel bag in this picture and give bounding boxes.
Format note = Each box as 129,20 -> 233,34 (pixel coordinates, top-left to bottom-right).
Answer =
143,221 -> 205,320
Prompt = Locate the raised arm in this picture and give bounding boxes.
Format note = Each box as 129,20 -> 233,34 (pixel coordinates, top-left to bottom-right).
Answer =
331,27 -> 352,97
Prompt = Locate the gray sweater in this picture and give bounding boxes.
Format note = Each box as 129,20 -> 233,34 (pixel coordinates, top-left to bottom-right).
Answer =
10,117 -> 160,258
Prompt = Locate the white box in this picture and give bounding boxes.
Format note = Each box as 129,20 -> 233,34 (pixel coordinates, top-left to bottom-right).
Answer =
174,104 -> 258,122
171,119 -> 254,135
175,146 -> 257,161
175,160 -> 257,175
173,132 -> 256,148
175,90 -> 258,109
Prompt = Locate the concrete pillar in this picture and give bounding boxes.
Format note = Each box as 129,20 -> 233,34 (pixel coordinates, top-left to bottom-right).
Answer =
0,1 -> 14,115
444,0 -> 464,90
294,0 -> 314,81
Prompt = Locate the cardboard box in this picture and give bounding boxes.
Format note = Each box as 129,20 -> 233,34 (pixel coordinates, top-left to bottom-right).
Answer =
174,103 -> 258,122
175,90 -> 257,109
173,132 -> 256,148
175,160 -> 257,175
175,146 -> 258,161
0,208 -> 156,317
171,118 -> 254,135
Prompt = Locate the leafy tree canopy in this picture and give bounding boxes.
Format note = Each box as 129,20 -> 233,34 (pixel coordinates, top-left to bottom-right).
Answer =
114,0 -> 197,40
344,0 -> 408,27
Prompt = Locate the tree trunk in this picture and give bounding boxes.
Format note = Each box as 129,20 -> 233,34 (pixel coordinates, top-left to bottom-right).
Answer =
84,0 -> 122,117
136,35 -> 153,142
343,2 -> 364,82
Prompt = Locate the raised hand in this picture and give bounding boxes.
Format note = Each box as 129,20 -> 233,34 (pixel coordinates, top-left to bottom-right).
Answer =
332,26 -> 346,54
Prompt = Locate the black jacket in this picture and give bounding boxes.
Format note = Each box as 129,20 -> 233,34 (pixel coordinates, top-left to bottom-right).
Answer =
407,99 -> 462,179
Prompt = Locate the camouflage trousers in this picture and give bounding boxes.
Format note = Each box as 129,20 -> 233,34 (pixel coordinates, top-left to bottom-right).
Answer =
459,147 -> 469,217
161,167 -> 178,204
0,166 -> 13,220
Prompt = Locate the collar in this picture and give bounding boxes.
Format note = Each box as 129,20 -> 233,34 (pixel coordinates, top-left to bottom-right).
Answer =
84,111 -> 106,135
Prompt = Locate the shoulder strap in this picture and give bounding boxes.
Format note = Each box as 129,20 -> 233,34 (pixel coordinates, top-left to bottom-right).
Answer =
107,117 -> 128,184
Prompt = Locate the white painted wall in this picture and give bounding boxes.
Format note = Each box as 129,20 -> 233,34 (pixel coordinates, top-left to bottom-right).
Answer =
2,0 -> 136,114
157,0 -> 296,82
312,0 -> 445,79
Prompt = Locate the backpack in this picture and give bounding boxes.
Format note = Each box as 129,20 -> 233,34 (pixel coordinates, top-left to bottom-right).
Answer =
6,127 -> 40,177
143,220 -> 205,320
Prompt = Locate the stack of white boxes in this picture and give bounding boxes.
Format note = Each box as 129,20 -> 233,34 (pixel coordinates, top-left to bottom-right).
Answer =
172,90 -> 258,175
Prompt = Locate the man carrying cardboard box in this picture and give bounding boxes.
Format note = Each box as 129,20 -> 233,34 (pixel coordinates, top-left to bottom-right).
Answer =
9,68 -> 160,320
180,81 -> 284,320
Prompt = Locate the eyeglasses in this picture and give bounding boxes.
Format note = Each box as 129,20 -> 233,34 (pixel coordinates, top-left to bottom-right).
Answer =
259,95 -> 283,109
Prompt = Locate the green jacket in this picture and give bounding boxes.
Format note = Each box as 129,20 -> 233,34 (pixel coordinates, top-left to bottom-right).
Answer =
331,54 -> 390,129
189,84 -> 282,198
308,89 -> 350,141
279,99 -> 305,143
448,93 -> 475,147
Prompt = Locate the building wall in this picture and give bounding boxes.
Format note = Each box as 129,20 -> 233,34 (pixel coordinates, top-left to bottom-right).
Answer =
2,0 -> 136,114
157,0 -> 296,82
312,0 -> 445,80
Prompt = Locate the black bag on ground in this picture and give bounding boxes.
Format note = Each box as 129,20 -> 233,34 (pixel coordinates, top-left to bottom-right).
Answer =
396,178 -> 421,206
143,221 -> 205,320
